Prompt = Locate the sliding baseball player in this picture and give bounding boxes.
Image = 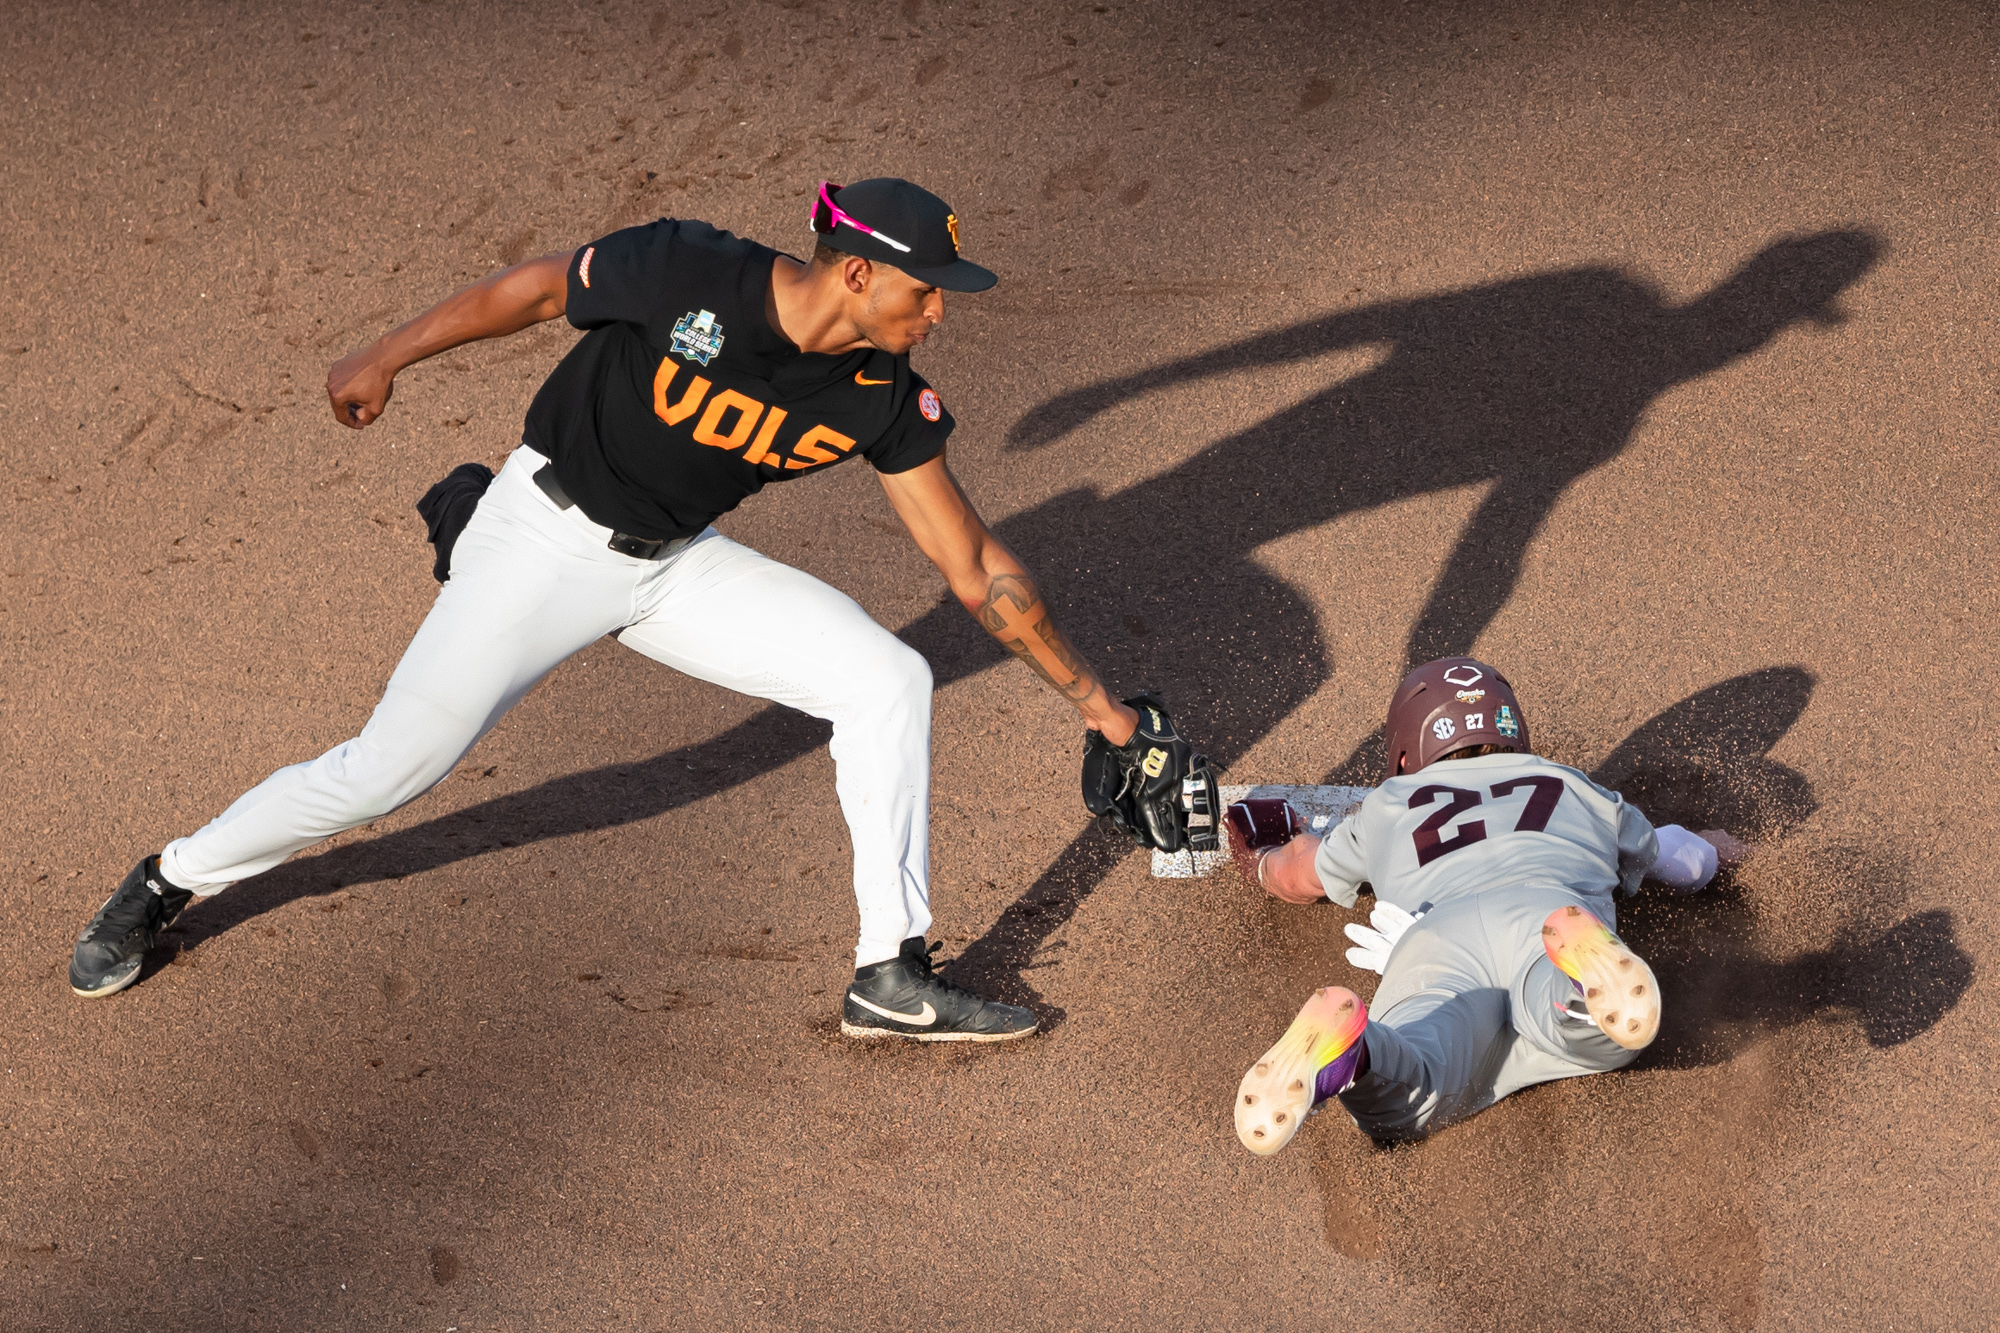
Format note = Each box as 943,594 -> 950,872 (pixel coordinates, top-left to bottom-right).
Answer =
69,177 -> 1209,1042
1226,657 -> 1741,1149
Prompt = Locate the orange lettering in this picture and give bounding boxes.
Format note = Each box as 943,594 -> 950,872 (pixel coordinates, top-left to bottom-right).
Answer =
744,405 -> 789,465
784,424 -> 857,469
692,389 -> 765,451
653,359 -> 710,425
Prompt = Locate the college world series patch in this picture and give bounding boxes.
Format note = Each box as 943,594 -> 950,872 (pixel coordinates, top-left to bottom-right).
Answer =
918,388 -> 942,422
670,309 -> 725,365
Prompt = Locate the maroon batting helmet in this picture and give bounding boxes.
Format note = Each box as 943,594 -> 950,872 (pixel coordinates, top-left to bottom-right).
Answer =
1383,657 -> 1530,780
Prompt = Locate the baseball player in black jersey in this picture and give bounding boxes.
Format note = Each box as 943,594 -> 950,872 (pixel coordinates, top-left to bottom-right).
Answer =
69,178 -> 1201,1042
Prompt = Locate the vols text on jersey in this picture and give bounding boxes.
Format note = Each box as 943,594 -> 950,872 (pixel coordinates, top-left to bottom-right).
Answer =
652,359 -> 861,470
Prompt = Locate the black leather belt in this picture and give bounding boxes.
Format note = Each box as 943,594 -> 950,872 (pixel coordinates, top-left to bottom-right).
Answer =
533,464 -> 692,561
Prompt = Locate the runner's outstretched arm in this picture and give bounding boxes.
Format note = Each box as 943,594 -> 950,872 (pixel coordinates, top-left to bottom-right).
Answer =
878,452 -> 1139,746
325,251 -> 573,429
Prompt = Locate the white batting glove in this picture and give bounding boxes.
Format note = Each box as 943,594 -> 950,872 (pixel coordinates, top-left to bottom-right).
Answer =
1648,824 -> 1720,892
1343,901 -> 1425,976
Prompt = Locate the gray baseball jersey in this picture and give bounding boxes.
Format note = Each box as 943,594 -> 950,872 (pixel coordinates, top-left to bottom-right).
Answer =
1313,752 -> 1658,920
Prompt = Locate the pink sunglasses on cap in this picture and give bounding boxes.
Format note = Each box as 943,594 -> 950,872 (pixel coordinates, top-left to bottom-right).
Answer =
808,180 -> 912,254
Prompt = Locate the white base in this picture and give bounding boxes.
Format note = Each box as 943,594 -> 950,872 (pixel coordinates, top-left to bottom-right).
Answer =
1151,784 -> 1373,878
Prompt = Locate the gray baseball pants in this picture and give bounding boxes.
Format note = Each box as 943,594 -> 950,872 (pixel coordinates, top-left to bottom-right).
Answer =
1338,885 -> 1639,1141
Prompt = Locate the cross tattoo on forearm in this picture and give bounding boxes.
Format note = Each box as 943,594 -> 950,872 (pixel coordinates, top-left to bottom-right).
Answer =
977,574 -> 1095,701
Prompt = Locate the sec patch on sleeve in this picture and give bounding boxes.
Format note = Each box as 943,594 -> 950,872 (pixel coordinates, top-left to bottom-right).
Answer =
918,388 -> 942,422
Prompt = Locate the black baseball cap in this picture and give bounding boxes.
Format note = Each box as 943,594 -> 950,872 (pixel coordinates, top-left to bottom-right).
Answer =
809,177 -> 997,292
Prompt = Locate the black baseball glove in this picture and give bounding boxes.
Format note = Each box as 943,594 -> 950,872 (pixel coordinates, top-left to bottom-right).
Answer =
1081,693 -> 1221,853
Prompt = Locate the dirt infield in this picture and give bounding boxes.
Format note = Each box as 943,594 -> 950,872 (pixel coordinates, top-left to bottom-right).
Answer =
3,1 -> 1995,1328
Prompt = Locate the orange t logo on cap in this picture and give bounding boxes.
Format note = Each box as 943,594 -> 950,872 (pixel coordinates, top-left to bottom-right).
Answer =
945,213 -> 960,252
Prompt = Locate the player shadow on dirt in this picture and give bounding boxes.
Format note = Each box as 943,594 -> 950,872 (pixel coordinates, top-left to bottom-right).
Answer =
926,230 -> 1884,1019
1576,666 -> 1971,1067
162,706 -> 841,957
168,231 -> 1901,1019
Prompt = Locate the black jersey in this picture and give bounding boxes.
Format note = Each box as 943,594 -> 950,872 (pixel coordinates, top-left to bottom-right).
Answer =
522,219 -> 954,541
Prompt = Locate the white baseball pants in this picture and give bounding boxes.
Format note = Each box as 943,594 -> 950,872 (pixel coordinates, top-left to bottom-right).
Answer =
1337,886 -> 1638,1141
160,445 -> 935,966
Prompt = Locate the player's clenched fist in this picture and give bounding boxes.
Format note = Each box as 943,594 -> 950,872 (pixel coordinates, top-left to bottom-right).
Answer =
325,348 -> 396,428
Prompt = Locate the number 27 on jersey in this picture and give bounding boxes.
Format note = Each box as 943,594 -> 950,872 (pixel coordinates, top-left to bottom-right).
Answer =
1409,777 -> 1565,866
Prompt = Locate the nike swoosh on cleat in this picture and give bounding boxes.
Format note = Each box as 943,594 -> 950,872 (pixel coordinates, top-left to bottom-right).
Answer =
848,993 -> 937,1026
854,371 -> 893,386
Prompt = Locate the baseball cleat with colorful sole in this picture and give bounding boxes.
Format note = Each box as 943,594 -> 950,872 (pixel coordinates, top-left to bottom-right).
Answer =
1235,986 -> 1368,1156
1542,904 -> 1659,1050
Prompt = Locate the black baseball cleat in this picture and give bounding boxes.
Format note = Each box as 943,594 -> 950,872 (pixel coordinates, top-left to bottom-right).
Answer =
69,856 -> 195,999
841,937 -> 1039,1043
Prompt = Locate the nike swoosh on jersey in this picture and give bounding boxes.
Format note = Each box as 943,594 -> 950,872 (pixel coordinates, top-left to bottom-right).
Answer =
854,371 -> 893,386
848,993 -> 938,1026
